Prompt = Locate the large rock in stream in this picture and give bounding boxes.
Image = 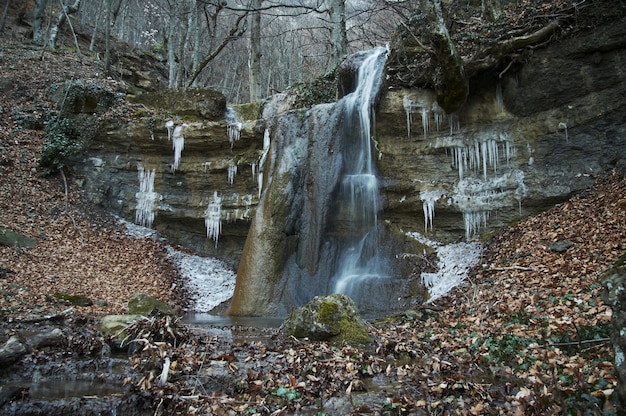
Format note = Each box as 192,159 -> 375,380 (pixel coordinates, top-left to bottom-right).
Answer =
283,294 -> 371,344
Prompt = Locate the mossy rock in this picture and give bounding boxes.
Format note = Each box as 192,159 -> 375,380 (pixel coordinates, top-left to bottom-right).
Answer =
53,292 -> 93,307
128,293 -> 175,316
0,227 -> 36,248
284,294 -> 371,344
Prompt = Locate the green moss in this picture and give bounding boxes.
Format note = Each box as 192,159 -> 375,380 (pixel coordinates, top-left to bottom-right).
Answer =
337,315 -> 372,344
317,301 -> 339,323
53,292 -> 93,307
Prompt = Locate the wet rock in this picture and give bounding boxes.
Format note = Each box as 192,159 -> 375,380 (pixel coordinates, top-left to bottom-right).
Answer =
127,293 -> 175,316
100,314 -> 142,349
284,294 -> 371,343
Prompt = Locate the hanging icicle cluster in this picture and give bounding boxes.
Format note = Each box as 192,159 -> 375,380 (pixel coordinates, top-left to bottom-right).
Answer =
135,163 -> 158,228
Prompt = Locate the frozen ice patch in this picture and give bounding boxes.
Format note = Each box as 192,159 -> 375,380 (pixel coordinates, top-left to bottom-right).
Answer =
407,232 -> 483,303
166,247 -> 236,313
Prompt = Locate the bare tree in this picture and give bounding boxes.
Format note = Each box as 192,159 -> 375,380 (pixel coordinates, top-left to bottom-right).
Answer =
248,0 -> 262,101
33,0 -> 49,45
0,0 -> 11,34
49,0 -> 82,49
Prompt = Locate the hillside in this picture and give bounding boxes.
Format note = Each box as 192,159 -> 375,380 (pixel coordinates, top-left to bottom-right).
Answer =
0,11 -> 625,416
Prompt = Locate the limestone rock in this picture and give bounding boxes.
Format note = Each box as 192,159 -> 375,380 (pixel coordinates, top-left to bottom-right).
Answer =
602,253 -> 626,410
129,88 -> 227,120
284,294 -> 371,343
100,314 -> 143,349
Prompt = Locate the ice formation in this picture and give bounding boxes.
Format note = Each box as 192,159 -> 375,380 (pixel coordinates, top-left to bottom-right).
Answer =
449,134 -> 514,180
227,122 -> 242,149
420,190 -> 445,232
165,120 -> 174,140
452,170 -> 527,239
135,164 -> 158,228
495,83 -> 504,114
558,121 -> 569,143
204,191 -> 222,248
166,246 -> 236,312
250,162 -> 257,180
408,231 -> 483,303
403,95 -> 447,139
257,129 -> 271,197
172,124 -> 185,172
227,165 -> 237,185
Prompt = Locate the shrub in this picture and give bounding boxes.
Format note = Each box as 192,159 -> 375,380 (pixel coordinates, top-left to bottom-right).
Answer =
39,116 -> 82,175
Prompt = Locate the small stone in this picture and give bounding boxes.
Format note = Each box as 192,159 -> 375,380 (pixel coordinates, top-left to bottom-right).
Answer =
549,240 -> 573,253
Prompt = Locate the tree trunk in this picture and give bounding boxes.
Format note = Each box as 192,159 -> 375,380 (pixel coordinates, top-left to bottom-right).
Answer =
0,0 -> 11,34
191,0 -> 201,86
328,0 -> 347,68
248,0 -> 262,101
49,0 -> 82,49
104,0 -> 111,73
89,0 -> 103,52
33,0 -> 49,45
167,11 -> 178,88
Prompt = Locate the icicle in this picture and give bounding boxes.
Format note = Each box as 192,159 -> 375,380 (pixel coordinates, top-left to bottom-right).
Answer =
403,95 -> 413,138
204,191 -> 222,248
432,101 -> 444,132
172,124 -> 185,172
202,161 -> 211,172
421,107 -> 429,139
449,113 -> 460,133
421,190 -> 444,232
227,122 -> 242,149
558,122 -> 569,143
242,194 -> 253,219
165,120 -> 174,141
250,162 -> 257,180
227,165 -> 237,185
135,164 -> 158,228
495,82 -> 504,114
463,211 -> 490,240
257,129 -> 271,197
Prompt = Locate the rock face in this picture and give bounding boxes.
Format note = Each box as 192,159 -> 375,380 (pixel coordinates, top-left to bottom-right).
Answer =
229,18 -> 626,316
376,18 -> 626,242
71,19 -> 626,316
603,254 -> 626,409
283,294 -> 371,343
72,90 -> 264,267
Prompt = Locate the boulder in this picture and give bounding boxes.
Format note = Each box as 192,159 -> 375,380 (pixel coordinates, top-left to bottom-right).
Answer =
100,314 -> 143,349
127,293 -> 175,316
284,294 -> 371,343
602,253 -> 626,410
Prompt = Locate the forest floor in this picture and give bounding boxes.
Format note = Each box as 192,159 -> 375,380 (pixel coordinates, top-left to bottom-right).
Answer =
1,12 -> 626,416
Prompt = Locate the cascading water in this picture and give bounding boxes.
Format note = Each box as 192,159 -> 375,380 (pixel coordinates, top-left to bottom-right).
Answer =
230,47 -> 407,317
328,47 -> 392,310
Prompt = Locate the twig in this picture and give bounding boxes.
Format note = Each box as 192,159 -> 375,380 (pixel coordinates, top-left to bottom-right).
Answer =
60,169 -> 84,246
486,266 -> 535,272
533,337 -> 611,348
400,21 -> 434,54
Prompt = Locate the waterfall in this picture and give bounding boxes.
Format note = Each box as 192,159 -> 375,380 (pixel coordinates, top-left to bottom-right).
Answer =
231,47 -> 406,317
329,47 -> 390,307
